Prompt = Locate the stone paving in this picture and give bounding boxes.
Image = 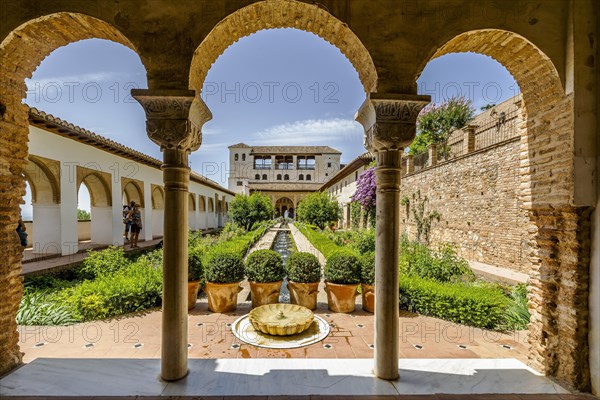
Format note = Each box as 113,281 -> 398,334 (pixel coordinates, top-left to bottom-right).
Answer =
19,299 -> 529,364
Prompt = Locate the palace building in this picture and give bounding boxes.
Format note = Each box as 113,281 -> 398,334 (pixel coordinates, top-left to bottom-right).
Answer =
228,143 -> 341,217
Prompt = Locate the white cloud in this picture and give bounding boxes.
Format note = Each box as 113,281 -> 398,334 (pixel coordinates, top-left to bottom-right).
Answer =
25,72 -> 119,88
252,118 -> 362,145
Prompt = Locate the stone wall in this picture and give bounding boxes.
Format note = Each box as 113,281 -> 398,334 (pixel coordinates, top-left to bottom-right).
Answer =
400,104 -> 529,273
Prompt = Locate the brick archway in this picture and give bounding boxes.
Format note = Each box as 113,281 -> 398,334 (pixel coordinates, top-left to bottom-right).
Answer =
0,12 -> 144,375
188,0 -> 377,94
419,29 -> 590,391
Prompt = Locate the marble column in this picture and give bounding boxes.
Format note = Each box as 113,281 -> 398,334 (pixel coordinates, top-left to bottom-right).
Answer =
356,94 -> 429,380
132,89 -> 211,381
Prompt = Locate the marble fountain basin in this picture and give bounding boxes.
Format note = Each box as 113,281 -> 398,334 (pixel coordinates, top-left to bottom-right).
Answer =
249,303 -> 314,336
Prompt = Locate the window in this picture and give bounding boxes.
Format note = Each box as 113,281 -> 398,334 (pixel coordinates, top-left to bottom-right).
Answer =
355,171 -> 358,180
298,174 -> 304,181
275,155 -> 294,169
297,155 -> 316,170
344,181 -> 347,187
306,174 -> 311,181
254,155 -> 272,170
242,154 -> 246,161
277,174 -> 282,180
262,174 -> 267,180
254,174 -> 260,180
284,174 -> 289,181
234,153 -> 239,161
236,181 -> 242,186
327,162 -> 332,168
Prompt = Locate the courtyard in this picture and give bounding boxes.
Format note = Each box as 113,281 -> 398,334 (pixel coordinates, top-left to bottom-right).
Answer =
0,0 -> 598,398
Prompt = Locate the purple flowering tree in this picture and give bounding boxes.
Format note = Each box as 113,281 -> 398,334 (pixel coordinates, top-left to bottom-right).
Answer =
351,167 -> 376,227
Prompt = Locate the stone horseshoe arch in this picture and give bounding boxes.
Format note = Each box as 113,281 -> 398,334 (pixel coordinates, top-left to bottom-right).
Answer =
0,12 -> 146,375
189,0 -> 377,94
418,29 -> 589,390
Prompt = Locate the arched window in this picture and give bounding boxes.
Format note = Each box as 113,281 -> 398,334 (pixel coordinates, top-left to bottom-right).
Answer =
284,174 -> 289,181
234,153 -> 239,161
242,154 -> 246,161
306,174 -> 311,181
262,174 -> 267,180
299,174 -> 304,181
254,174 -> 260,180
277,174 -> 282,181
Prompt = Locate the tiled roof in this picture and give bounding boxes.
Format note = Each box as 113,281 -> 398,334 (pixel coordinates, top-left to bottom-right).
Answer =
27,107 -> 235,196
249,145 -> 341,154
228,142 -> 251,148
320,152 -> 374,190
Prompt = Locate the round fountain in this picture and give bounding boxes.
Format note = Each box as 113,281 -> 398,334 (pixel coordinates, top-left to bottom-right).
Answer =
231,221 -> 330,348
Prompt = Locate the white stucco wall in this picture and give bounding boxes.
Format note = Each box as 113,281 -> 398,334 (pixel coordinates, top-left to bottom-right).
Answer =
28,125 -> 233,254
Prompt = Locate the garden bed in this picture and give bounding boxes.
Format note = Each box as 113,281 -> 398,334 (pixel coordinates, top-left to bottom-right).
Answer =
18,222 -> 272,326
295,223 -> 530,331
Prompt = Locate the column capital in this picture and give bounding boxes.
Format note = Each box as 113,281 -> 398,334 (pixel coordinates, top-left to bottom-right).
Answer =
131,89 -> 212,154
355,94 -> 430,153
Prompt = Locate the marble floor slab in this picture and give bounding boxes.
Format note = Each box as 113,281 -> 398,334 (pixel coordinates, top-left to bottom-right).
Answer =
0,358 -> 569,397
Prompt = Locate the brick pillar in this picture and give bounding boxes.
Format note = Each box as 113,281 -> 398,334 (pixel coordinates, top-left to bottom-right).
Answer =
133,89 -> 211,381
356,93 -> 430,380
465,124 -> 477,153
428,144 -> 438,166
406,154 -> 414,174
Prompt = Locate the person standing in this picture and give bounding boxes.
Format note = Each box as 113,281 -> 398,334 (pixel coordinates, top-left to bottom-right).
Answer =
127,203 -> 142,249
16,217 -> 28,247
123,200 -> 135,241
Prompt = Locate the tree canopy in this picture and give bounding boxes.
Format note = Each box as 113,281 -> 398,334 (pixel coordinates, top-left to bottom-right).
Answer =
296,191 -> 341,230
228,192 -> 273,231
409,96 -> 475,155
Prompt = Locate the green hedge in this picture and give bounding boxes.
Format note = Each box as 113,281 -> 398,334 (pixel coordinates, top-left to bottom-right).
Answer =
399,275 -> 508,329
296,223 -> 347,259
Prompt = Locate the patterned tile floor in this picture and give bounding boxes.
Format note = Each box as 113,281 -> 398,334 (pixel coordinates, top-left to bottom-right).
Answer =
19,302 -> 529,363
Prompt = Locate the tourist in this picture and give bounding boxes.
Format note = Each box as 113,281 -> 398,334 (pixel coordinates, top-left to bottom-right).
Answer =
123,200 -> 135,241
16,217 -> 27,247
127,203 -> 142,249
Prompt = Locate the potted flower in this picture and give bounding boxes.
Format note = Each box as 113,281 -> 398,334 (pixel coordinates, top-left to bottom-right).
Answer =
324,250 -> 361,313
286,252 -> 321,310
187,249 -> 203,310
203,250 -> 245,312
245,249 -> 285,308
360,252 -> 375,313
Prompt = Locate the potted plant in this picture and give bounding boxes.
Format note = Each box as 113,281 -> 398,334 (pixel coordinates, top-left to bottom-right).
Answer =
360,252 -> 375,313
324,250 -> 361,313
187,249 -> 203,310
286,252 -> 321,310
245,249 -> 285,308
203,250 -> 245,312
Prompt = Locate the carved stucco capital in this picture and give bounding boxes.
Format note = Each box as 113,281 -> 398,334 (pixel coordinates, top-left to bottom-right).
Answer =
131,89 -> 212,155
355,94 -> 430,157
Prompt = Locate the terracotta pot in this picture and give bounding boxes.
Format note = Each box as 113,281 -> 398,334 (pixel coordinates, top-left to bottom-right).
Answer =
187,280 -> 201,310
287,281 -> 319,310
204,281 -> 242,313
324,282 -> 359,313
249,280 -> 283,308
361,283 -> 375,313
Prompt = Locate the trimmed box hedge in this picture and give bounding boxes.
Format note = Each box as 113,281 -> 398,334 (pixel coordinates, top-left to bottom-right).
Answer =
399,274 -> 509,329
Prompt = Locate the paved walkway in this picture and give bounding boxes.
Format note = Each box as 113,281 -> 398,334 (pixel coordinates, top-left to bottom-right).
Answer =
21,238 -> 163,276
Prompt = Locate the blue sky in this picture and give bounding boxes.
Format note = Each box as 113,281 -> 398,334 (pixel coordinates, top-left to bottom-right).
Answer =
22,29 -> 518,218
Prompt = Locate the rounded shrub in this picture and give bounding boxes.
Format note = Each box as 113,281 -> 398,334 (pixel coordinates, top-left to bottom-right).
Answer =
354,229 -> 376,254
287,252 -> 321,283
204,251 -> 245,283
324,251 -> 361,284
360,251 -> 375,285
245,249 -> 285,283
188,249 -> 203,282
